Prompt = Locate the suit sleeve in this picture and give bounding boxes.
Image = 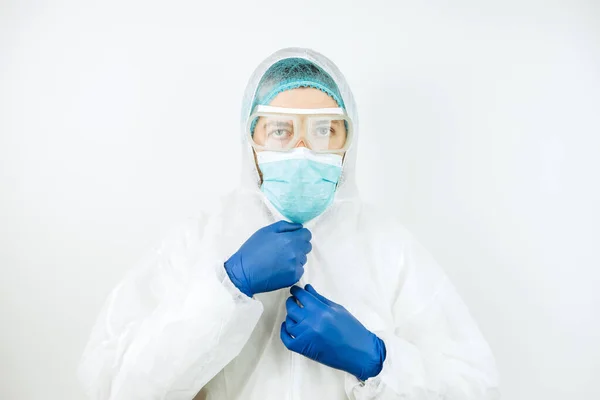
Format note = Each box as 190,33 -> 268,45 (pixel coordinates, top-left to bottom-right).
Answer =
78,216 -> 264,400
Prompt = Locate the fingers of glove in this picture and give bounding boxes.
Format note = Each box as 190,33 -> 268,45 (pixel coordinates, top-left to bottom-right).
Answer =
298,240 -> 312,255
286,316 -> 312,339
280,321 -> 296,350
286,227 -> 312,242
297,252 -> 307,267
290,285 -> 318,309
297,227 -> 312,242
285,316 -> 299,334
286,316 -> 313,339
286,295 -> 305,322
293,265 -> 305,282
287,240 -> 311,259
304,284 -> 336,307
270,220 -> 303,233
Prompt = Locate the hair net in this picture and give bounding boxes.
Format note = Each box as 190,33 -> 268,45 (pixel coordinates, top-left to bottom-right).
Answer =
250,57 -> 346,112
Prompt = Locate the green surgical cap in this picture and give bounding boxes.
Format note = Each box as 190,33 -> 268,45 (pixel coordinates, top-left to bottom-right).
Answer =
251,58 -> 346,112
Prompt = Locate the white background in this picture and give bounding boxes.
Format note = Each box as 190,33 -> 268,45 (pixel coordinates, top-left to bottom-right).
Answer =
1,1 -> 599,399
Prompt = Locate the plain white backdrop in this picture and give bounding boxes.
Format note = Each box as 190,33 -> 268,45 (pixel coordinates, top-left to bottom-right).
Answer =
1,1 -> 599,399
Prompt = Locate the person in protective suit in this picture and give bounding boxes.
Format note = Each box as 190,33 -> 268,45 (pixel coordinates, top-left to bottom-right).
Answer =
78,48 -> 500,400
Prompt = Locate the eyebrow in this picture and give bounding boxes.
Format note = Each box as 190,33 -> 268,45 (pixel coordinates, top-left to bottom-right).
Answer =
313,119 -> 343,126
264,121 -> 293,129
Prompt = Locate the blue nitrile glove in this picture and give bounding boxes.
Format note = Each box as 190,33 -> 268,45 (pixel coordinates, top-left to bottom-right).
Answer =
224,221 -> 312,298
280,284 -> 387,381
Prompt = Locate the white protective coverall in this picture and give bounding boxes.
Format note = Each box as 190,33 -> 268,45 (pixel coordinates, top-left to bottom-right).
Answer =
78,48 -> 500,400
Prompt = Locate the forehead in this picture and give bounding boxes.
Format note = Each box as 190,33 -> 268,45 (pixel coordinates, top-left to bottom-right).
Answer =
268,87 -> 340,109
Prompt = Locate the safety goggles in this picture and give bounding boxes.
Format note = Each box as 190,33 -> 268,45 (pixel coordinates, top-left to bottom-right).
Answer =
248,105 -> 353,153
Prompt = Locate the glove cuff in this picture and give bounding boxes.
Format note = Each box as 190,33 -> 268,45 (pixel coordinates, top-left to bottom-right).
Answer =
224,254 -> 254,298
358,334 -> 387,381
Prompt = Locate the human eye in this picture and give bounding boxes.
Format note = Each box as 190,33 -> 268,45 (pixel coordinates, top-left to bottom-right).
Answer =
312,122 -> 335,137
267,128 -> 293,139
316,126 -> 333,136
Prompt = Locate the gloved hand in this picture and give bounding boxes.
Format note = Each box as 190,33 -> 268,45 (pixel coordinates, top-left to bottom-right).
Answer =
224,221 -> 312,298
280,284 -> 387,381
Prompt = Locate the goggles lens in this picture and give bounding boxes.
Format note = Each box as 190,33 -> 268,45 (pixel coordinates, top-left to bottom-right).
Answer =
250,107 -> 351,152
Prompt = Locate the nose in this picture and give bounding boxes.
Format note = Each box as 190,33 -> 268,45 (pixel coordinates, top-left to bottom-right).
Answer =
294,139 -> 308,148
294,120 -> 308,148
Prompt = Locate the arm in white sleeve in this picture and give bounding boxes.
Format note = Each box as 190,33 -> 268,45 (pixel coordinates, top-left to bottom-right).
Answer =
346,238 -> 500,400
77,216 -> 264,400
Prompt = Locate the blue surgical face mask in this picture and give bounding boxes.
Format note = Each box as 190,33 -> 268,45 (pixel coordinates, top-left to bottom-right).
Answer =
257,148 -> 343,224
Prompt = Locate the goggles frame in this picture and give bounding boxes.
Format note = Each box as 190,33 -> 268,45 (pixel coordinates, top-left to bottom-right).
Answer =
248,105 -> 353,154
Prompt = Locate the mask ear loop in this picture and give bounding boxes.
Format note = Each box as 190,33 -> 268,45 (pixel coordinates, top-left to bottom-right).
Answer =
329,116 -> 352,192
338,116 -> 352,189
247,113 -> 264,186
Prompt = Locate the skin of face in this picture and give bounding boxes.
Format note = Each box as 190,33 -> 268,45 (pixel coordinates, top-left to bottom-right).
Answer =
252,87 -> 346,183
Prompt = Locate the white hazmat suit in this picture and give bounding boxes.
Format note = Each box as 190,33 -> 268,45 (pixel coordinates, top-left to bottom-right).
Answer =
78,48 -> 500,400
